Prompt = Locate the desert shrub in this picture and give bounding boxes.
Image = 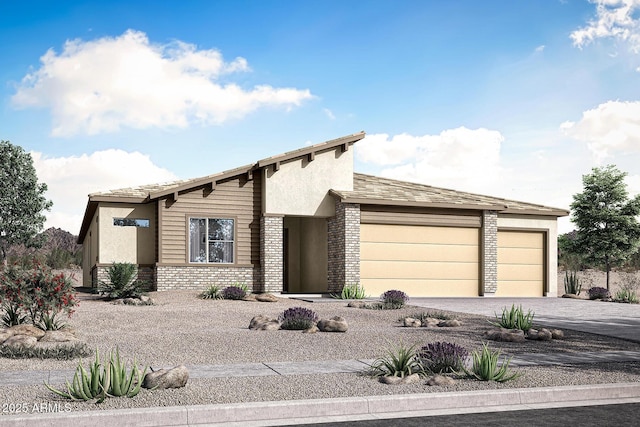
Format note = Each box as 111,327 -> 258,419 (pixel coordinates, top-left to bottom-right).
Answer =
614,288 -> 638,303
45,347 -> 146,402
332,283 -> 367,299
613,274 -> 639,304
199,285 -> 223,300
221,285 -> 246,300
401,311 -> 456,323
463,343 -> 519,382
367,342 -> 425,378
0,261 -> 78,329
588,286 -> 611,300
278,306 -> 318,330
0,342 -> 91,360
418,341 -> 468,374
564,271 -> 582,295
380,290 -> 409,309
491,304 -> 534,332
98,262 -> 147,299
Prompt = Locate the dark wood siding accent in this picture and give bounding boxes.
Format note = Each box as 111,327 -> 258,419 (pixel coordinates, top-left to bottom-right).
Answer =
158,173 -> 261,265
360,205 -> 481,228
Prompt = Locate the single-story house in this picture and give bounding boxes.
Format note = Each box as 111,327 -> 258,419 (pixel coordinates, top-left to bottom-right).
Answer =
78,132 -> 568,297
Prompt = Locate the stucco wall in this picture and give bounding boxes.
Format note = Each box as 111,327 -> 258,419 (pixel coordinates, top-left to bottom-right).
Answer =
497,215 -> 559,297
81,213 -> 99,286
263,147 -> 353,217
98,203 -> 156,265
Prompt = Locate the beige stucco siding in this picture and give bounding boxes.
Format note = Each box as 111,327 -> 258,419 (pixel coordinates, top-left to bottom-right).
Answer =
81,212 -> 99,286
158,174 -> 260,265
263,147 -> 353,217
360,224 -> 480,297
497,215 -> 558,296
98,203 -> 156,265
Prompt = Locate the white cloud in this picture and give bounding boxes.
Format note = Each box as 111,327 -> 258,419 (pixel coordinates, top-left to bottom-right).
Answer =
323,108 -> 336,120
356,127 -> 505,194
571,0 -> 640,52
535,45 -> 545,53
32,149 -> 178,233
12,30 -> 313,136
560,100 -> 640,163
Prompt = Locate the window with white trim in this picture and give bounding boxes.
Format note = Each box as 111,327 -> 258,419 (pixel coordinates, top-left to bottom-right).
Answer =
189,218 -> 234,263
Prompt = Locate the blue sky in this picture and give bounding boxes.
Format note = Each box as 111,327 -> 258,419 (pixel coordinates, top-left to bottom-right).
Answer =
2,0 -> 640,234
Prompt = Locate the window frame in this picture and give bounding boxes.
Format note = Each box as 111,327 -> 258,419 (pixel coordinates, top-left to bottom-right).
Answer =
187,216 -> 236,264
113,217 -> 150,228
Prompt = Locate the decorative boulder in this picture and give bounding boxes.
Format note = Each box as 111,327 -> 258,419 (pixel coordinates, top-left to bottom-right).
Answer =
317,316 -> 348,332
438,319 -> 462,327
379,374 -> 421,385
3,335 -> 38,348
551,329 -> 564,339
527,328 -> 553,341
0,329 -> 14,343
427,375 -> 456,386
242,294 -> 257,301
562,294 -> 581,299
9,324 -> 45,339
249,315 -> 280,331
302,325 -> 319,334
255,293 -> 278,302
484,328 -> 526,343
143,365 -> 189,389
347,301 -> 367,308
422,318 -> 440,328
403,317 -> 422,328
39,330 -> 78,343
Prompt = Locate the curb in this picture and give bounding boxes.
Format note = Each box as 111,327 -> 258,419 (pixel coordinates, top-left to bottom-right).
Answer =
2,382 -> 640,426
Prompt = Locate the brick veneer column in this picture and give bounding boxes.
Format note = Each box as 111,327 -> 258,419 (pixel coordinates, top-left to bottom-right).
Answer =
260,215 -> 284,293
482,210 -> 498,295
328,202 -> 360,292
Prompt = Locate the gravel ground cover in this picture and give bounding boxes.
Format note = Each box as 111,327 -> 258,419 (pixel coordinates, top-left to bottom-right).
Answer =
2,290 -> 640,415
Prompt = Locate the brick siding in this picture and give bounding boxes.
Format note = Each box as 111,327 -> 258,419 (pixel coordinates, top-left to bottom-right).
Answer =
260,215 -> 283,293
328,202 -> 360,292
482,210 -> 498,295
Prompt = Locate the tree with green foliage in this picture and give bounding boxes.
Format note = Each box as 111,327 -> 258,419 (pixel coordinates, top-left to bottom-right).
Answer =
0,140 -> 53,265
570,165 -> 640,290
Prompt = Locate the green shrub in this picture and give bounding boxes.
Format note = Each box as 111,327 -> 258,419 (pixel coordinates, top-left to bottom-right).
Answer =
367,342 -> 425,378
332,283 -> 367,299
199,285 -> 223,300
564,271 -> 582,295
98,263 -> 147,299
491,304 -> 534,332
0,342 -> 91,360
400,311 -> 456,323
463,343 -> 519,382
45,347 -> 146,402
279,306 -> 318,330
614,288 -> 639,304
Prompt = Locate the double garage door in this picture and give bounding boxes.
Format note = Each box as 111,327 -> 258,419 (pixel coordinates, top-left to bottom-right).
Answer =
360,224 -> 544,297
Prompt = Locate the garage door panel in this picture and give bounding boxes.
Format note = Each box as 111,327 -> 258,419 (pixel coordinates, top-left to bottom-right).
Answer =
361,224 -> 478,245
497,247 -> 544,265
497,231 -> 545,297
498,264 -> 544,281
362,279 -> 479,298
361,260 -> 478,280
361,242 -> 479,263
498,232 -> 543,249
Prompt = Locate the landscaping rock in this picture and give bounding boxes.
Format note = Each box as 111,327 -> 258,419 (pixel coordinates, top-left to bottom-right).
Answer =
249,315 -> 280,331
527,328 -> 553,341
139,295 -> 154,304
347,301 -> 367,308
422,318 -> 440,328
551,329 -> 565,339
426,375 -> 456,386
242,294 -> 257,301
39,330 -> 78,343
379,374 -> 421,385
403,317 -> 422,327
142,365 -> 189,389
0,329 -> 14,343
3,334 -> 37,348
438,319 -> 462,327
112,296 -> 155,306
562,293 -> 581,299
484,328 -> 526,343
9,324 -> 45,339
255,293 -> 278,303
302,325 -> 319,334
317,316 -> 348,332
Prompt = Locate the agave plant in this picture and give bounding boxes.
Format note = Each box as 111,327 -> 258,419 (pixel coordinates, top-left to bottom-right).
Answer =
199,285 -> 223,300
491,304 -> 534,332
332,283 -> 367,299
564,271 -> 582,295
367,342 -> 425,378
463,343 -> 520,382
44,347 -> 147,403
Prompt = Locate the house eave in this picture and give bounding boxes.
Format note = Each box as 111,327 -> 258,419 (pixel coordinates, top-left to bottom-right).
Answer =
329,191 -> 507,211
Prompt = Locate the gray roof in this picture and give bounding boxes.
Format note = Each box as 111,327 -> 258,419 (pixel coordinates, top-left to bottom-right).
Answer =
328,173 -> 568,216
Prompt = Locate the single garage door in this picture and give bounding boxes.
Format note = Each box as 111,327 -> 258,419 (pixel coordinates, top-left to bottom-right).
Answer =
496,231 -> 545,297
360,224 -> 480,297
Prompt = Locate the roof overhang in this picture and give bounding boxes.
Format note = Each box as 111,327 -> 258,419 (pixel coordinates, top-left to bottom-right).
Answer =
329,191 -> 508,211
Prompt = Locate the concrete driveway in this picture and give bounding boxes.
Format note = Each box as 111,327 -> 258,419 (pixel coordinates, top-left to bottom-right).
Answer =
410,297 -> 640,343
